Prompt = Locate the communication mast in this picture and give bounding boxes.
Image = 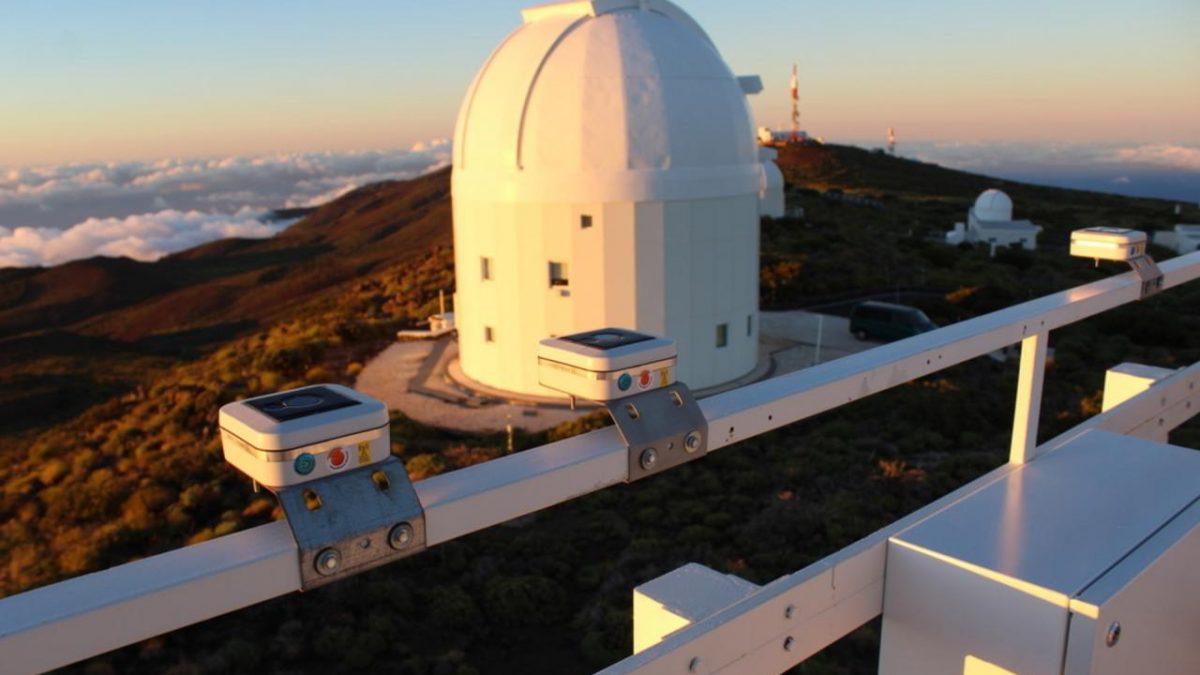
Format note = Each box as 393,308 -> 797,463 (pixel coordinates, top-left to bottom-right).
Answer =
790,64 -> 800,143
887,127 -> 896,155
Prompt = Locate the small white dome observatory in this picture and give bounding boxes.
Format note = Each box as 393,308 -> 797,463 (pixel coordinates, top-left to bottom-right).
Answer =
452,0 -> 774,396
973,189 -> 1014,222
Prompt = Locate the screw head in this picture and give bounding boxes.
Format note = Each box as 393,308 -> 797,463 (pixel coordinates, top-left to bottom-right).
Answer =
1106,621 -> 1121,647
314,548 -> 341,575
784,604 -> 795,619
783,636 -> 795,652
389,522 -> 415,550
685,431 -> 703,453
640,448 -> 658,471
688,656 -> 701,672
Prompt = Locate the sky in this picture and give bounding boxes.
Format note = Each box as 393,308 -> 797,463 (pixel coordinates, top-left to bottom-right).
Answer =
2,0 -> 1197,167
1,0 -> 1198,267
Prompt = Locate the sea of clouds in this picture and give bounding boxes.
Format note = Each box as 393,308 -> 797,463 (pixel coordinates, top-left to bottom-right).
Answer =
0,140 -> 451,268
899,141 -> 1200,205
3,138 -> 1197,269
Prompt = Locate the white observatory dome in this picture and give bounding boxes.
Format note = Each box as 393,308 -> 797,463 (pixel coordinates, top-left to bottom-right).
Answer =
451,0 -> 766,397
453,0 -> 761,203
974,189 -> 1014,222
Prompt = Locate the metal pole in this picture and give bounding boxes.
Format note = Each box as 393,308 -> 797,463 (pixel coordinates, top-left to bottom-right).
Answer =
813,314 -> 824,366
1009,331 -> 1048,464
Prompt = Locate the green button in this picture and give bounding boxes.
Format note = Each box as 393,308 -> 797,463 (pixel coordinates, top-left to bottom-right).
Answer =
294,453 -> 316,475
618,373 -> 633,391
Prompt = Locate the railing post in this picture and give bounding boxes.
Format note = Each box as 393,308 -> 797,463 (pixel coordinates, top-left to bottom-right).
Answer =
1009,331 -> 1049,464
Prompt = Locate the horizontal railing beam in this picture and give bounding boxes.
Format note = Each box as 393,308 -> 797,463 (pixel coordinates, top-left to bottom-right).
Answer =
699,252 -> 1200,453
0,522 -> 299,675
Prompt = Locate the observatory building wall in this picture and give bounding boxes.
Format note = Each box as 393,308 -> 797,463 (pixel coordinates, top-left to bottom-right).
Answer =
453,193 -> 759,395
450,0 -> 766,397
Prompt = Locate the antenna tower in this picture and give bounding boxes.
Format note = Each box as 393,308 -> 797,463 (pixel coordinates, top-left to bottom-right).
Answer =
887,127 -> 896,155
790,64 -> 800,143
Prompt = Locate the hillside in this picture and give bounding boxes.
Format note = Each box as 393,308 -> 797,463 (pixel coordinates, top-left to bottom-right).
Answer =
0,168 -> 452,444
1,146 -> 1198,674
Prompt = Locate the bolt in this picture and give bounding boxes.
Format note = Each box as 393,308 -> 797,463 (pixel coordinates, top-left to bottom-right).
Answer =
783,636 -> 795,652
389,522 -> 415,550
640,448 -> 658,471
784,604 -> 795,619
685,431 -> 703,454
1106,621 -> 1121,647
358,538 -> 372,550
314,548 -> 341,575
688,656 -> 701,672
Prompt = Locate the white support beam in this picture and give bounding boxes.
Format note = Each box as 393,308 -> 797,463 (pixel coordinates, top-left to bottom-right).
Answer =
416,426 -> 627,546
1040,361 -> 1200,452
0,522 -> 299,675
1010,331 -> 1049,463
603,360 -> 1200,675
699,253 -> 1200,454
597,467 -> 1020,675
1,252 -> 1198,673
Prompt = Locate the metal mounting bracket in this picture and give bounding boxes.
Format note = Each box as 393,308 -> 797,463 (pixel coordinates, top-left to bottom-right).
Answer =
604,382 -> 709,482
272,456 -> 425,590
1128,255 -> 1163,299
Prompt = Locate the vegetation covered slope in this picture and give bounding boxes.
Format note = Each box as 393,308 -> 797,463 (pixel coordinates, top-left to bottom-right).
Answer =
1,146 -> 1198,674
0,168 -> 451,446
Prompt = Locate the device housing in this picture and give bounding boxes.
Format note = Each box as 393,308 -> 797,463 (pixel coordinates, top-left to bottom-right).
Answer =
1070,227 -> 1148,262
219,384 -> 390,488
538,328 -> 677,402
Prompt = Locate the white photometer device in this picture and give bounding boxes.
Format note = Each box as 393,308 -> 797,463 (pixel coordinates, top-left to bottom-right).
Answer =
219,384 -> 390,489
1070,227 -> 1148,262
537,328 -> 677,402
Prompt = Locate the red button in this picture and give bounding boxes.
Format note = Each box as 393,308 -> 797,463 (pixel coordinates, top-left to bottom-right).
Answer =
638,370 -> 652,389
327,447 -> 348,470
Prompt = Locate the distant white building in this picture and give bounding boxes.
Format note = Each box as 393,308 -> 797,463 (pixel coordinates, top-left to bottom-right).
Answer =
451,0 -> 774,396
946,189 -> 1042,251
1153,225 -> 1200,254
758,147 -> 785,218
757,127 -> 808,145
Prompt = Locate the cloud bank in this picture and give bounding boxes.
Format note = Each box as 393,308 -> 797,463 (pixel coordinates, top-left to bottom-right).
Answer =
901,141 -> 1200,174
899,141 -> 1200,203
0,141 -> 451,268
0,209 -> 295,269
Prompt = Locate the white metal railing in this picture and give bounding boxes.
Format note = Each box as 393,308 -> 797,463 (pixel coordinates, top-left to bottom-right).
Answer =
1,251 -> 1199,674
600,361 -> 1200,674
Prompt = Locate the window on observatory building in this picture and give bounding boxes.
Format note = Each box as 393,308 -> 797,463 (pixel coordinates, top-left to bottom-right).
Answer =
549,261 -> 569,287
716,323 -> 729,348
481,257 -> 492,280
747,314 -> 753,337
484,326 -> 494,342
580,214 -> 593,229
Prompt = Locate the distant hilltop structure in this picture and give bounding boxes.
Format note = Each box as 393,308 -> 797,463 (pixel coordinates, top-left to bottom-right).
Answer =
451,0 -> 780,396
757,63 -> 811,148
1153,224 -> 1200,254
946,189 -> 1042,252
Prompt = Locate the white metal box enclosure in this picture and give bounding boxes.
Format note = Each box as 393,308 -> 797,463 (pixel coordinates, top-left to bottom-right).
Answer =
879,429 -> 1200,675
538,328 -> 677,402
1070,227 -> 1148,261
219,384 -> 390,488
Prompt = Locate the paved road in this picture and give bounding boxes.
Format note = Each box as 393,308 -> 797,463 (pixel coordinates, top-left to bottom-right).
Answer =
355,338 -> 588,433
760,310 -> 876,375
355,310 -> 877,433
